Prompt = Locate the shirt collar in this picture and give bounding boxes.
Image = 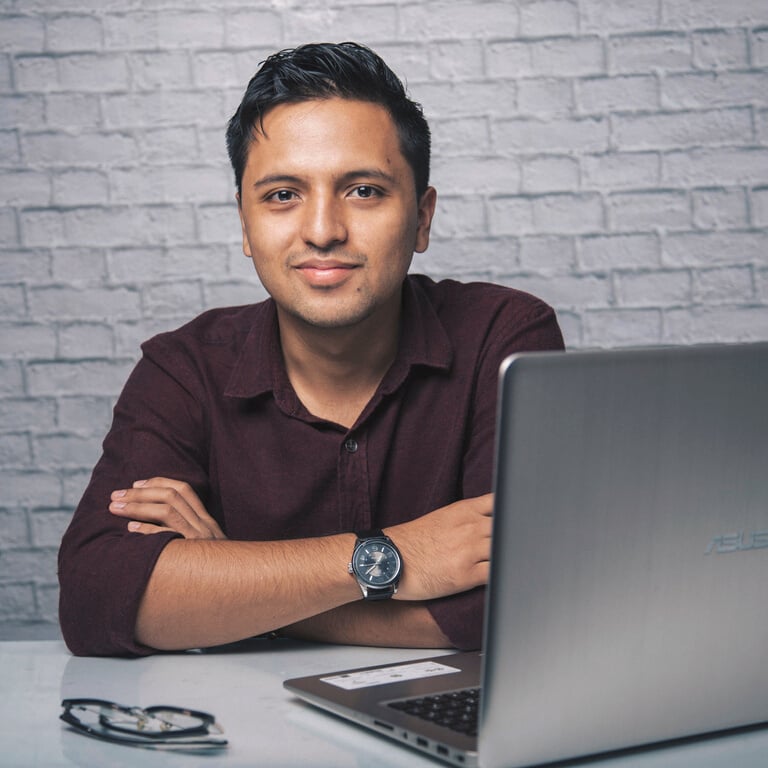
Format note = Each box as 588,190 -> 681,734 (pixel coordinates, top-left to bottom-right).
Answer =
224,276 -> 453,401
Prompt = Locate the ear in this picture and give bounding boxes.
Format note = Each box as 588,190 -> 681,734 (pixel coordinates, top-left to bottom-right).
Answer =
236,192 -> 252,258
414,186 -> 437,254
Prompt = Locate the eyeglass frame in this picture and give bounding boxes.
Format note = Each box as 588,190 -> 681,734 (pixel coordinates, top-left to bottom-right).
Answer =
60,698 -> 227,748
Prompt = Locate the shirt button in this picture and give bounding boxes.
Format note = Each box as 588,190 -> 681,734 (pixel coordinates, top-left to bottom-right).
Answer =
344,438 -> 359,454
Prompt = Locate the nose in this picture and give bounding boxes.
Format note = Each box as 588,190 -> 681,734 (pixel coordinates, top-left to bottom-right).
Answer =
300,193 -> 348,251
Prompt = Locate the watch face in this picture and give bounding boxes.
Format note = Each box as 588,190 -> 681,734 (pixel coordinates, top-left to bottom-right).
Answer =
352,539 -> 401,586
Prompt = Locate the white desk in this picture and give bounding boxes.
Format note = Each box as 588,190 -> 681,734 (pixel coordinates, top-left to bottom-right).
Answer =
2,639 -> 767,767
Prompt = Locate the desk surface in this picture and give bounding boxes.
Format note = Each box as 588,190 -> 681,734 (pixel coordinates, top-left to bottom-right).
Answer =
3,639 -> 767,768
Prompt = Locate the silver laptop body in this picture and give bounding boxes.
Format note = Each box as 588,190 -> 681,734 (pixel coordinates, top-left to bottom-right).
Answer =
285,343 -> 768,768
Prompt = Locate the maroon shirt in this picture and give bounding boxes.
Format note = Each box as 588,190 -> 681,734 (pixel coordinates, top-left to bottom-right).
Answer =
58,276 -> 564,656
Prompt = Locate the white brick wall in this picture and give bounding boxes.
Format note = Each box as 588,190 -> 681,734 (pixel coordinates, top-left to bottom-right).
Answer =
1,0 -> 767,635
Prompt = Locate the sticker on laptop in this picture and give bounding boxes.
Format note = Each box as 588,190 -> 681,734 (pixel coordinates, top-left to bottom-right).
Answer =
321,661 -> 461,690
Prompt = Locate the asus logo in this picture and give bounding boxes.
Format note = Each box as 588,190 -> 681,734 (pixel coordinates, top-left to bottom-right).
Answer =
705,531 -> 768,555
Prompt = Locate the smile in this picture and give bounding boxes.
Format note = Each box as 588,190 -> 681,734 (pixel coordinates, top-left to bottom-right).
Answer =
295,261 -> 360,287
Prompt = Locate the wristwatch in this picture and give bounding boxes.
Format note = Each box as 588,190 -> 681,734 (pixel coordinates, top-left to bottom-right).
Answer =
348,529 -> 402,600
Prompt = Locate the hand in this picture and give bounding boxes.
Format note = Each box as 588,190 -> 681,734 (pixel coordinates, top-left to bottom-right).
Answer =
109,477 -> 227,540
386,493 -> 493,602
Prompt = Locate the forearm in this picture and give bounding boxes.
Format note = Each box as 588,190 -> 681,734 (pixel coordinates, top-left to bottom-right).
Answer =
280,601 -> 451,648
135,534 -> 360,650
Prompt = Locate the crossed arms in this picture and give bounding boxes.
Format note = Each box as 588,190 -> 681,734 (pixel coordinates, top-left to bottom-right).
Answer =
109,477 -> 493,651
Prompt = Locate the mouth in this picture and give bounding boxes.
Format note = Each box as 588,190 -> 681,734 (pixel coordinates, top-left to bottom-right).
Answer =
294,259 -> 361,287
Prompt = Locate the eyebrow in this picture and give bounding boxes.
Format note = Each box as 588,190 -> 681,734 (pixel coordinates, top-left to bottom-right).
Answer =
251,168 -> 398,190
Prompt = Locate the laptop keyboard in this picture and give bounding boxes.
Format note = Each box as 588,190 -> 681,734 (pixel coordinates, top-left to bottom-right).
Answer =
387,688 -> 480,737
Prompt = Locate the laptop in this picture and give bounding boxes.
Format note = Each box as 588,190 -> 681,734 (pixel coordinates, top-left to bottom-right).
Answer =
284,343 -> 768,767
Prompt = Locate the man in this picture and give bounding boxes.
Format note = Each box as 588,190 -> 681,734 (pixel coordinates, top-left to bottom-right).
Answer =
58,42 -> 563,656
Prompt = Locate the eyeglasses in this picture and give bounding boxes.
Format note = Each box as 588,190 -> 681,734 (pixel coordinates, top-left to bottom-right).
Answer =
60,698 -> 228,749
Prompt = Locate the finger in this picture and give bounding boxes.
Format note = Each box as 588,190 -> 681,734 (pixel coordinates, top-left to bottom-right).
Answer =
133,478 -> 225,538
126,520 -> 177,536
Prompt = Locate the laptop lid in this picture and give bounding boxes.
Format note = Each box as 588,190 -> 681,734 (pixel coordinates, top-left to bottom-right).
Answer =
285,342 -> 768,768
481,342 -> 768,767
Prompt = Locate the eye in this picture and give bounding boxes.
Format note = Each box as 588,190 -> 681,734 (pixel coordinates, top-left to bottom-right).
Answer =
350,185 -> 380,199
267,189 -> 297,203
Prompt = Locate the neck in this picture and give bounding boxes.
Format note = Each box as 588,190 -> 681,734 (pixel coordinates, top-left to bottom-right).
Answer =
277,303 -> 401,429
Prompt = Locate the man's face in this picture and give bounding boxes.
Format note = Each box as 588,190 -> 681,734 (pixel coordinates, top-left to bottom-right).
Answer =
237,97 -> 436,330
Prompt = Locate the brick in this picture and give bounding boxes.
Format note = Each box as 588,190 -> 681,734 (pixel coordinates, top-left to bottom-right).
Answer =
1,170 -> 50,206
663,306 -> 768,344
584,308 -> 662,347
26,359 -> 134,396
285,5 -> 397,42
581,0 -> 660,32
46,14 -> 103,53
581,152 -> 660,191
0,584 -> 36,621
532,193 -> 604,234
519,236 -> 576,272
663,148 -> 768,187
142,280 -> 204,317
662,72 -> 768,109
223,9 -> 282,48
692,188 -> 748,230
418,236 -> 521,278
0,54 -> 12,92
489,37 -> 604,79
136,126 -> 199,165
110,165 -> 232,204
102,12 -> 160,50
36,584 -> 61,623
516,78 -> 574,117
114,317 -> 185,357
753,187 -> 768,227
57,396 -> 113,432
13,55 -> 58,92
58,323 -> 114,358
44,92 -> 101,129
58,53 -> 128,92
0,323 -> 56,358
34,432 -> 102,468
197,203 -> 245,245
372,43 -> 431,83
103,90 -> 228,129
614,109 -> 752,151
0,130 -> 20,164
108,245 -> 230,282
0,250 -> 51,282
62,470 -> 92,508
52,170 -> 109,206
607,34 -> 690,75
0,94 -> 45,129
0,509 -> 30,548
694,266 -> 755,304
129,51 -> 192,91
499,272 -> 612,309
521,156 -> 579,193
0,16 -> 45,53
429,40 -> 484,81
520,1 -> 579,37
496,116 -> 609,153
157,11 -> 224,48
663,231 -> 768,267
431,157 -> 520,195
577,75 -> 658,114
418,81 -> 517,120
0,284 -> 26,319
401,3 -> 518,40
0,471 -> 60,507
29,509 -> 73,548
202,280 -> 268,312
0,398 -> 56,431
51,249 -> 107,282
488,196 -> 535,237
754,29 -> 768,67
430,196 -> 487,239
0,207 -> 19,245
757,268 -> 768,301
0,360 -> 23,396
579,233 -> 661,270
30,285 -> 140,321
22,130 -> 136,165
431,117 -> 490,156
616,269 -> 692,307
608,190 -> 690,232
693,29 -> 749,70
662,0 -> 768,29
0,549 -> 58,583
0,433 -> 31,466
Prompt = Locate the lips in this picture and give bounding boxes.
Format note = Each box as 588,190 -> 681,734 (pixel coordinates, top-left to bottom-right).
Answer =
294,259 -> 360,287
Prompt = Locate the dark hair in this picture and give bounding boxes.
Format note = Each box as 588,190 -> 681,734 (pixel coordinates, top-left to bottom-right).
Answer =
226,42 -> 431,198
